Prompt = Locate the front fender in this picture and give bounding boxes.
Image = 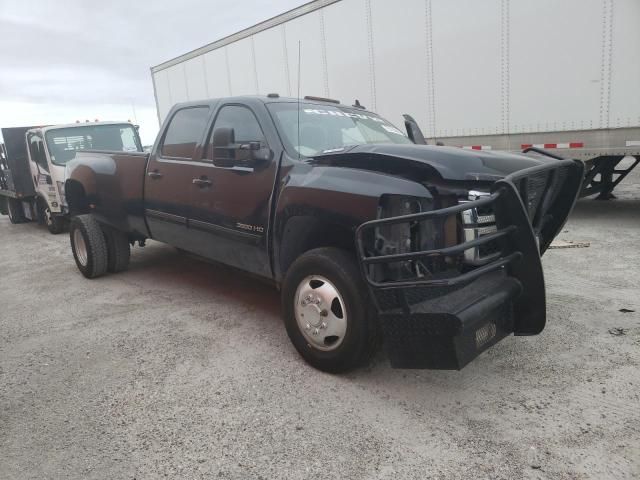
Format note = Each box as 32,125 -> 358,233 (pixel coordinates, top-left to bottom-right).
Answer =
272,165 -> 432,281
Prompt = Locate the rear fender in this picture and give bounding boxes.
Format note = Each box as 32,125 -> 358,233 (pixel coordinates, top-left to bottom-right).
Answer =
65,151 -> 150,236
65,178 -> 91,215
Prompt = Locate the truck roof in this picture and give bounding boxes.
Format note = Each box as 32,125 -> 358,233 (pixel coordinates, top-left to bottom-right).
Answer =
34,121 -> 136,134
172,95 -> 377,114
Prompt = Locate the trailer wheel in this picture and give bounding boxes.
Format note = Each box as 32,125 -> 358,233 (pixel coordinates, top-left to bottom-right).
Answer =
103,226 -> 130,273
7,198 -> 26,224
281,247 -> 380,373
70,214 -> 108,279
38,201 -> 65,234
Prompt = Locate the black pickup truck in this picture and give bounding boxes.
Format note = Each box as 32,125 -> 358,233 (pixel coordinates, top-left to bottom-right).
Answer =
65,95 -> 583,373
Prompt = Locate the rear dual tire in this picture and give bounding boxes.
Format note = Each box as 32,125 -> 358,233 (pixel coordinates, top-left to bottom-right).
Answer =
70,214 -> 130,278
7,198 -> 26,224
103,225 -> 131,273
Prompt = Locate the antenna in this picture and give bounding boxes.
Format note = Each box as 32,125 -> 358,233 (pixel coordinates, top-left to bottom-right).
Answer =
130,97 -> 138,124
297,40 -> 301,160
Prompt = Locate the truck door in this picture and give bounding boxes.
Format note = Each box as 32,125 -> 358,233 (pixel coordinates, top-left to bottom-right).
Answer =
28,132 -> 62,215
144,106 -> 210,247
185,104 -> 277,278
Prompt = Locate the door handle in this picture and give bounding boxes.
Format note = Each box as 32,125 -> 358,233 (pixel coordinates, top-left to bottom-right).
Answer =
147,170 -> 163,179
192,177 -> 212,187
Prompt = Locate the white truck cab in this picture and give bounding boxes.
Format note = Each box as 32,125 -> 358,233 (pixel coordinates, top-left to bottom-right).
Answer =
1,121 -> 142,233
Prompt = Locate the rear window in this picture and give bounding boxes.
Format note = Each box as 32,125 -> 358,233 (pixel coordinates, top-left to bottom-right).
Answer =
161,107 -> 210,159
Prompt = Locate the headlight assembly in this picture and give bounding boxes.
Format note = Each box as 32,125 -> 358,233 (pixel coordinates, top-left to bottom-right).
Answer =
370,195 -> 435,281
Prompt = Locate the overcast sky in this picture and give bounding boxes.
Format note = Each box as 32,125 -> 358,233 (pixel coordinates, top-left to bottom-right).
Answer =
0,0 -> 307,144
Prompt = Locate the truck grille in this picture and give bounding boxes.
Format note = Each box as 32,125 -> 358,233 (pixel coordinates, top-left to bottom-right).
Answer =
459,166 -> 569,262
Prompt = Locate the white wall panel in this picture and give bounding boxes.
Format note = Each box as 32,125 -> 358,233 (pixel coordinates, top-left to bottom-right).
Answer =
323,0 -> 371,108
253,26 -> 290,96
431,0 -> 502,137
369,0 -> 430,132
166,64 -> 189,105
509,0 -> 602,132
226,38 -> 258,96
203,48 -> 231,99
609,0 -> 640,128
153,69 -> 172,123
183,56 -> 208,101
155,0 -> 640,134
284,11 -> 326,100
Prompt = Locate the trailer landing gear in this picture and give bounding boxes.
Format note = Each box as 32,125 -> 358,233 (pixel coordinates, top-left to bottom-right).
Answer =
595,191 -> 616,201
582,155 -> 640,200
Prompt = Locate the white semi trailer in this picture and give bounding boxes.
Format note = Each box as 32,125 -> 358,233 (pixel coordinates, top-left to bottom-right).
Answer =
150,0 -> 640,198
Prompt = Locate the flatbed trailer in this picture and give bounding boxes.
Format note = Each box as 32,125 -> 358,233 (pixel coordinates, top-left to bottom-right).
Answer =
0,127 -> 39,221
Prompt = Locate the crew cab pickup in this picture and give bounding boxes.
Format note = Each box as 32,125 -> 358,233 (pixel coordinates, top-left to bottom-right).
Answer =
65,95 -> 584,373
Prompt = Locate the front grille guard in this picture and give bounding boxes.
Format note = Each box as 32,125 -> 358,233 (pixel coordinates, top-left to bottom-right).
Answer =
356,192 -> 520,289
355,192 -> 520,291
355,159 -> 583,332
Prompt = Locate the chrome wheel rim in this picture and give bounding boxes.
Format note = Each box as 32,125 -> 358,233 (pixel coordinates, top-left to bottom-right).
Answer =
45,208 -> 53,226
73,229 -> 88,266
294,275 -> 347,351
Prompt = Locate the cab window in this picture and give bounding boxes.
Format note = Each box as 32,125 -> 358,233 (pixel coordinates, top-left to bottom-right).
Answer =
28,134 -> 49,173
206,105 -> 266,160
161,107 -> 210,159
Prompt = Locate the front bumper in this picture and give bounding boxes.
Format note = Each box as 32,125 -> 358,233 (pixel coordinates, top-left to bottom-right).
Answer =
355,159 -> 583,369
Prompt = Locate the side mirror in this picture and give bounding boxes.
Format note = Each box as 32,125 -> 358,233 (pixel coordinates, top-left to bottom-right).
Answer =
403,114 -> 427,145
212,127 -> 236,168
212,127 -> 272,168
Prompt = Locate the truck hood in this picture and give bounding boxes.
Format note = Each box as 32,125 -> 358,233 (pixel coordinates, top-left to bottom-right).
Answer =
308,144 -> 552,182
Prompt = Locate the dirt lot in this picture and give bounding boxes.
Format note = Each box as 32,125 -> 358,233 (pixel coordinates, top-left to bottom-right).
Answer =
1,169 -> 639,480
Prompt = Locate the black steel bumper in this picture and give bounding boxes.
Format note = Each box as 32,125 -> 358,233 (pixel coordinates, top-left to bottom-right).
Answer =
355,160 -> 584,369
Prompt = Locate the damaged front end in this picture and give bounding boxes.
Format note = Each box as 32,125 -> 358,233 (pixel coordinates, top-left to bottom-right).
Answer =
355,160 -> 584,369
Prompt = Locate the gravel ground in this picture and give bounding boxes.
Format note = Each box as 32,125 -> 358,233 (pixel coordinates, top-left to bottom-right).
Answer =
1,168 -> 639,480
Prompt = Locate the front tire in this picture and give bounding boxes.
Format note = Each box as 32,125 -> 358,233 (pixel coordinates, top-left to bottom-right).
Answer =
38,201 -> 65,234
70,214 -> 108,279
281,247 -> 380,373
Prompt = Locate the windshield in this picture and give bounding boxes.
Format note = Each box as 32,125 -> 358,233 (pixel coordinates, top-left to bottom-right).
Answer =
267,103 -> 412,157
45,124 -> 142,165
